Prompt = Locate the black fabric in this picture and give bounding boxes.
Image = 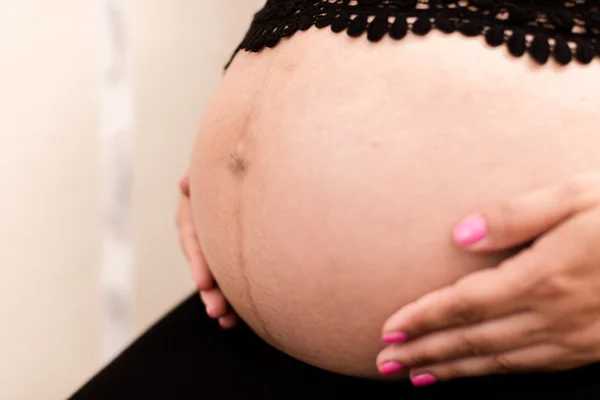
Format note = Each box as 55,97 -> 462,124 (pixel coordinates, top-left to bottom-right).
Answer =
227,0 -> 600,68
71,293 -> 600,399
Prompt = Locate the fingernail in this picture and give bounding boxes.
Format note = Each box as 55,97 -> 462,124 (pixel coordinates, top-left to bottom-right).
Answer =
179,172 -> 190,187
378,361 -> 404,375
382,332 -> 408,344
453,215 -> 487,246
411,373 -> 437,387
206,307 -> 216,318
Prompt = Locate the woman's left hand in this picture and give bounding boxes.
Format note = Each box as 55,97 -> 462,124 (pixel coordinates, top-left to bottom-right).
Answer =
377,171 -> 600,387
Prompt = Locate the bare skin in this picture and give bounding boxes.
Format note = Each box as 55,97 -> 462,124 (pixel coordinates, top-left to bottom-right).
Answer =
177,173 -> 237,329
182,29 -> 600,378
379,172 -> 600,385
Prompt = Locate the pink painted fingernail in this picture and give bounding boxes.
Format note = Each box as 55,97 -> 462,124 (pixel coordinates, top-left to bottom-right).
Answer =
382,332 -> 408,344
453,216 -> 487,246
411,373 -> 437,387
378,361 -> 404,375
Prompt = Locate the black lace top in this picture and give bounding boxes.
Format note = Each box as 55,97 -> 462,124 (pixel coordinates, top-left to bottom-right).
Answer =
227,0 -> 600,67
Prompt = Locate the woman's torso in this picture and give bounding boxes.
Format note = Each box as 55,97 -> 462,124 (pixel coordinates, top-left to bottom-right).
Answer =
190,27 -> 600,378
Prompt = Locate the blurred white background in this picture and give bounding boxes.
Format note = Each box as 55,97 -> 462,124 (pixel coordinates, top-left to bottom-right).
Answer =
0,1 -> 264,398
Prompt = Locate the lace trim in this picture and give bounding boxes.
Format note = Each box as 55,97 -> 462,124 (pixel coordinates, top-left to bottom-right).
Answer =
227,0 -> 600,68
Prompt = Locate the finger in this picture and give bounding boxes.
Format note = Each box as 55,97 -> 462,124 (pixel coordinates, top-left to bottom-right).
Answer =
200,288 -> 229,319
408,344 -> 565,386
219,313 -> 239,329
178,196 -> 214,290
179,171 -> 190,196
454,172 -> 600,251
378,311 -> 546,370
382,253 -> 538,340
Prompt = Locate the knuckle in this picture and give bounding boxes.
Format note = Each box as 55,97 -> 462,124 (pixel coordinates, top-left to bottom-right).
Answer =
458,333 -> 487,358
399,344 -> 440,367
196,265 -> 214,290
491,201 -> 521,239
492,353 -> 514,373
562,324 -> 597,353
568,314 -> 594,334
407,352 -> 438,367
564,177 -> 587,198
197,280 -> 213,291
562,176 -> 598,209
448,290 -> 482,326
535,273 -> 574,299
440,363 -> 467,381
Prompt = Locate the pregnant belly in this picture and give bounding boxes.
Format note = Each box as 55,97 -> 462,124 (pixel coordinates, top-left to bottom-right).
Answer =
189,29 -> 600,378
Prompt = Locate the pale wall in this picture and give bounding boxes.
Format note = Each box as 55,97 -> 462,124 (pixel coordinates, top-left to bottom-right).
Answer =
0,1 -> 263,399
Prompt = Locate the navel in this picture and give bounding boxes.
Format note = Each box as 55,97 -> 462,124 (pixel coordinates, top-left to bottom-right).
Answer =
229,140 -> 247,176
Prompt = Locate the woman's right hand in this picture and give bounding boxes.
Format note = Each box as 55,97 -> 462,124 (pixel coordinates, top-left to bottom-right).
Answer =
177,172 -> 238,329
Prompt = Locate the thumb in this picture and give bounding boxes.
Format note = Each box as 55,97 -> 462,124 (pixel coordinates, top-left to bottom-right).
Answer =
453,173 -> 600,252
